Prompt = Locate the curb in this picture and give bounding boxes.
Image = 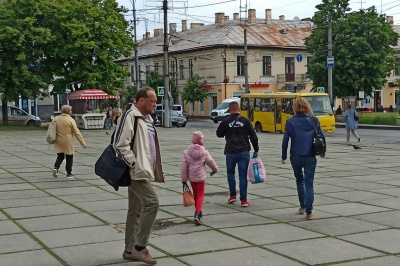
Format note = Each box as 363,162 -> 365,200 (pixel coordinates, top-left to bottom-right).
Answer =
335,123 -> 400,130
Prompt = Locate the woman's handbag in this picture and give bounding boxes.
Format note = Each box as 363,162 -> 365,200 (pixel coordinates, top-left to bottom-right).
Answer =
309,116 -> 326,155
354,112 -> 359,121
182,182 -> 195,207
248,152 -> 266,184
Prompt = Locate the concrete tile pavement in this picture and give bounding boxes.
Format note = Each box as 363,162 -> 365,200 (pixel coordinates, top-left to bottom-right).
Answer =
0,126 -> 400,265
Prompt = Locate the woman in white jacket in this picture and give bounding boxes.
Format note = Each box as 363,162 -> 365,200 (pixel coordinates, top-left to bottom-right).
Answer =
181,131 -> 218,225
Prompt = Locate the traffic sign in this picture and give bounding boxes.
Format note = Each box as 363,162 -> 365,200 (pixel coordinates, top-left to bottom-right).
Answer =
296,54 -> 303,63
317,87 -> 325,93
327,56 -> 334,68
157,86 -> 164,96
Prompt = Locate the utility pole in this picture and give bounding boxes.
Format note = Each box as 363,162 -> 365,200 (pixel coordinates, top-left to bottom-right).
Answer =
163,0 -> 171,127
130,0 -> 139,90
327,0 -> 333,105
244,29 -> 249,93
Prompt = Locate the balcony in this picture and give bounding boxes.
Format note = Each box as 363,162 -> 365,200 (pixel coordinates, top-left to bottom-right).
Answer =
277,74 -> 307,83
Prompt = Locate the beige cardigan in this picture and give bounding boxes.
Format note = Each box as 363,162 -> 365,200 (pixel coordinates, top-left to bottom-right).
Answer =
54,114 -> 86,154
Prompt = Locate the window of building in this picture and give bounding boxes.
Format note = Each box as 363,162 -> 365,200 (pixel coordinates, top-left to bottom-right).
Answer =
262,56 -> 272,76
130,65 -> 135,82
307,56 -> 313,73
179,60 -> 184,79
154,63 -> 159,74
170,61 -> 175,76
199,101 -> 204,113
189,59 -> 194,78
395,57 -> 400,75
145,65 -> 150,74
237,55 -> 245,76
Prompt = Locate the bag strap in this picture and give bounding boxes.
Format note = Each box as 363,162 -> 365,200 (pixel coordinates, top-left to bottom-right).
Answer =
309,115 -> 318,135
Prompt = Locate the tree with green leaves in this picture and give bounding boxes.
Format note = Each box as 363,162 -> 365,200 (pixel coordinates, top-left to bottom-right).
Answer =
145,70 -> 179,103
305,0 -> 398,98
181,75 -> 209,117
0,0 -> 135,124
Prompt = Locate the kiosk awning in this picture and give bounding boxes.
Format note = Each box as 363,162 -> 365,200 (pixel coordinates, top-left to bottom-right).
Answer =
67,88 -> 120,100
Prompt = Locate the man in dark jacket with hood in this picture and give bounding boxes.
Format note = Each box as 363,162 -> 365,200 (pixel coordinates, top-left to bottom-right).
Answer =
216,101 -> 259,207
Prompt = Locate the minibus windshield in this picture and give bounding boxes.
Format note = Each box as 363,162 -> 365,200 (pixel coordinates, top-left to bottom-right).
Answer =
303,96 -> 333,115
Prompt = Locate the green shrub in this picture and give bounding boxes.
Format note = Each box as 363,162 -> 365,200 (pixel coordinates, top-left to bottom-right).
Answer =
358,113 -> 399,126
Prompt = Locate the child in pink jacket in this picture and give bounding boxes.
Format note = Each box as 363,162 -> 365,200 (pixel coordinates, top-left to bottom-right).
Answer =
181,131 -> 218,226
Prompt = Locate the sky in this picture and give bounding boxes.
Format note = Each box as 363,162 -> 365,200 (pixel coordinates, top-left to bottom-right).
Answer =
116,0 -> 400,39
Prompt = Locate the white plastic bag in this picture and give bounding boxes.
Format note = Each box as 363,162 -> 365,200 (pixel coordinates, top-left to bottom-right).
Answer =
248,152 -> 266,184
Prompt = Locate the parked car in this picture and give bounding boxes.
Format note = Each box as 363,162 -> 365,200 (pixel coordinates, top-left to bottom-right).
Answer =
210,98 -> 240,123
155,104 -> 187,127
0,105 -> 41,126
356,107 -> 373,114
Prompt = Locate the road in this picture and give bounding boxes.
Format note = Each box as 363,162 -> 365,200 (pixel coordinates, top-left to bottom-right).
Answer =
183,119 -> 400,144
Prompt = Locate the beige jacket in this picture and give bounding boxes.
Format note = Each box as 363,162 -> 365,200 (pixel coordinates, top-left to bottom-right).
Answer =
54,113 -> 86,154
114,106 -> 164,182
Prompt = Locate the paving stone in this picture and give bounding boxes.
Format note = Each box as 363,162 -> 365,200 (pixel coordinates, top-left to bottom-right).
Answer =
74,199 -> 127,212
323,191 -> 394,201
0,196 -> 63,208
32,225 -> 123,248
0,190 -> 48,200
222,223 -> 323,245
339,229 -> 400,253
254,208 -> 338,222
5,204 -> 80,219
0,220 -> 23,235
291,217 -> 388,236
0,233 -> 43,253
0,250 -> 62,266
150,230 -> 250,255
267,238 -> 382,265
315,202 -> 390,216
18,213 -> 104,232
181,247 -> 302,266
353,210 -> 400,227
334,255 -> 400,265
203,212 -> 275,228
92,209 -> 127,224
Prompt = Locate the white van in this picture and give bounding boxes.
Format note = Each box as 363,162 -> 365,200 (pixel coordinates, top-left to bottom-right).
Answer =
210,98 -> 240,123
155,104 -> 187,127
0,105 -> 41,126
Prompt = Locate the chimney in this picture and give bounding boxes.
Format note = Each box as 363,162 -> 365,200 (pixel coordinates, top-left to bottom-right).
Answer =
265,9 -> 272,24
191,23 -> 204,29
169,23 -> 177,34
279,15 -> 285,21
248,9 -> 256,23
182,20 -> 187,31
146,32 -> 150,39
215,12 -> 225,24
387,16 -> 394,25
143,34 -> 146,39
233,13 -> 239,19
224,16 -> 229,23
154,29 -> 163,37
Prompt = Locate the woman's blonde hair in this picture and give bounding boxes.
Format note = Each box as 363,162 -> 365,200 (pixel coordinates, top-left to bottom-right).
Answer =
293,98 -> 312,114
61,105 -> 72,115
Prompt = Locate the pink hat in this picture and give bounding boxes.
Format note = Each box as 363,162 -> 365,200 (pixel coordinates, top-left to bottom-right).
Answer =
191,131 -> 203,144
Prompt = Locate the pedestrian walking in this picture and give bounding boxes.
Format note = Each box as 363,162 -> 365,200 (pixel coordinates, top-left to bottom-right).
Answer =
181,131 -> 218,226
114,104 -> 122,125
216,101 -> 259,207
344,104 -> 360,142
114,86 -> 164,265
281,98 -> 325,220
52,105 -> 86,179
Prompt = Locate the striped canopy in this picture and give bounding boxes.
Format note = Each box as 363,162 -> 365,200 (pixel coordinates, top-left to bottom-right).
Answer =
67,88 -> 119,100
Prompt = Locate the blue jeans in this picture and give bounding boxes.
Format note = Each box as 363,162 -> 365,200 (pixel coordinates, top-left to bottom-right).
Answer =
226,151 -> 250,201
290,155 -> 317,215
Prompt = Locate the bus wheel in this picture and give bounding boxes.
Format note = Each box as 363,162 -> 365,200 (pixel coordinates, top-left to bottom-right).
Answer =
255,123 -> 262,133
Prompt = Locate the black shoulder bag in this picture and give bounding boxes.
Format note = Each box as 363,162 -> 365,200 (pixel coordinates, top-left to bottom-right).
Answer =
309,116 -> 326,155
95,112 -> 138,191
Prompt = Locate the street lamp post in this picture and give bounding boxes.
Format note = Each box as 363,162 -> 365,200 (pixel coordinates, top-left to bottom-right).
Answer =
328,0 -> 333,105
221,49 -> 227,100
129,0 -> 139,90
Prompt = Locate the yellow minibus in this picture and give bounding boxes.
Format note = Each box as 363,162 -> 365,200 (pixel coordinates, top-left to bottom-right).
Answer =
239,92 -> 336,133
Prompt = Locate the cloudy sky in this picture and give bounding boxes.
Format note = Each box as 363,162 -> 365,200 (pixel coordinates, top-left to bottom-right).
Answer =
116,0 -> 400,39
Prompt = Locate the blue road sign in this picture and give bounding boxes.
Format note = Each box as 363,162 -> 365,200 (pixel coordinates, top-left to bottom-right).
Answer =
317,87 -> 325,93
157,86 -> 165,96
296,54 -> 303,62
327,56 -> 334,68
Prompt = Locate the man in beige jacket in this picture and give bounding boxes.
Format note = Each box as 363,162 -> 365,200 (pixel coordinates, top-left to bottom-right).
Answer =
114,86 -> 164,265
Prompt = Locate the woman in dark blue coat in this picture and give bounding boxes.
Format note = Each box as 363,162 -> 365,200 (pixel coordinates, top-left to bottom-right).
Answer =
281,98 -> 325,220
343,104 -> 360,142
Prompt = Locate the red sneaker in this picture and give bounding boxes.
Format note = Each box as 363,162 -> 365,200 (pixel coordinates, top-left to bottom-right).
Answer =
241,201 -> 249,207
227,196 -> 237,203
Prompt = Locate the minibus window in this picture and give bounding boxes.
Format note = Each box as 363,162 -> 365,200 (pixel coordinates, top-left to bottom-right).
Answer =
255,98 -> 262,111
241,98 -> 249,111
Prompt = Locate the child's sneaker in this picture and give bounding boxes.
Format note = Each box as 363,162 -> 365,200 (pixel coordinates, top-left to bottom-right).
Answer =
227,196 -> 237,203
194,213 -> 202,226
66,174 -> 75,179
241,201 -> 249,207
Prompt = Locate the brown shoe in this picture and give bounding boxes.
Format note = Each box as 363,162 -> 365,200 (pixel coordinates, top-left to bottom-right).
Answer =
298,208 -> 306,214
306,214 -> 315,220
122,250 -> 139,261
131,248 -> 157,265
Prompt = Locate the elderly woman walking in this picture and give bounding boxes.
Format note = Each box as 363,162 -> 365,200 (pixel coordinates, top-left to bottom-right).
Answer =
52,105 -> 87,178
343,104 -> 360,142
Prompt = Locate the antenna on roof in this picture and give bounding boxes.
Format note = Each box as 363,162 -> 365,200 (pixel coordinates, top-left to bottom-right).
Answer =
239,0 -> 248,25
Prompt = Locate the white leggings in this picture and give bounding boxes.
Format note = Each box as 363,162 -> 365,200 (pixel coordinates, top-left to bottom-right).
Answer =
346,129 -> 359,141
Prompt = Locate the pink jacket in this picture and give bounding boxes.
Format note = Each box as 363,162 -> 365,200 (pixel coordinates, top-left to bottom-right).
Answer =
181,144 -> 218,183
